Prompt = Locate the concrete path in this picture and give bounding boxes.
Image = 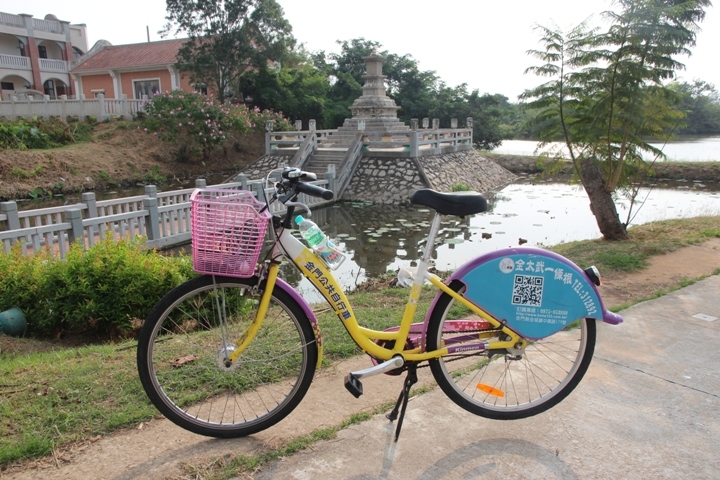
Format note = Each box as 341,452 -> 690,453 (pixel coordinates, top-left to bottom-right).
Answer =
255,275 -> 720,479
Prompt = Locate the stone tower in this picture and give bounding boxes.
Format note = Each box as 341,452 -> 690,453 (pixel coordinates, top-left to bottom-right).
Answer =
321,52 -> 410,147
349,52 -> 400,118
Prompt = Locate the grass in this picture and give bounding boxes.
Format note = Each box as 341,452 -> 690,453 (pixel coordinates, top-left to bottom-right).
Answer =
550,216 -> 720,273
1,216 -> 719,470
0,341 -> 157,465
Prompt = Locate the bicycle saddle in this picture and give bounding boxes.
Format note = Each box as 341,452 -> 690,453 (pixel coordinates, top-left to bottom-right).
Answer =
410,189 -> 488,216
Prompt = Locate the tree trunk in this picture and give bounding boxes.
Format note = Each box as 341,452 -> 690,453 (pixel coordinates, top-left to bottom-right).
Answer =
578,157 -> 628,241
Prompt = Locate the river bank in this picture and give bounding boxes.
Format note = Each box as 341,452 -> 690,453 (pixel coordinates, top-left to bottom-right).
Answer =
489,153 -> 720,183
0,122 -> 264,202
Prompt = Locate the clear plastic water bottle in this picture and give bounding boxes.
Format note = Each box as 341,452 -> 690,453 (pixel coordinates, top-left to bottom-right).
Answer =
295,216 -> 345,269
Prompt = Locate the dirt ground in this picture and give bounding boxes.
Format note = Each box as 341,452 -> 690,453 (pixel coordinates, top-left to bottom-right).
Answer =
0,122 -> 266,201
1,238 -> 719,479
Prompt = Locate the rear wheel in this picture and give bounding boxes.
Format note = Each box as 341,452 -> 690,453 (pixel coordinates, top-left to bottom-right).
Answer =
427,285 -> 595,419
137,275 -> 317,437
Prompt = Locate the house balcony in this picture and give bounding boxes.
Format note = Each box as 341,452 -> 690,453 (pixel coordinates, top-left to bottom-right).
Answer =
0,54 -> 68,72
39,58 -> 68,72
0,53 -> 30,70
0,12 -> 63,33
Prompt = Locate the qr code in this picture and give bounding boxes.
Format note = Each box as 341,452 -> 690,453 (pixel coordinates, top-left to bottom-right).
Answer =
512,275 -> 544,306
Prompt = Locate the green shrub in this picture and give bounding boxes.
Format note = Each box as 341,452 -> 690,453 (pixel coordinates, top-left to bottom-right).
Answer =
0,238 -> 195,337
451,182 -> 472,192
0,117 -> 93,149
0,120 -> 52,149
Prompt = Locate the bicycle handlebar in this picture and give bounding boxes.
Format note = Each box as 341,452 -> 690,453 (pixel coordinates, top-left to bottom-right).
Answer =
279,167 -> 334,201
296,181 -> 334,200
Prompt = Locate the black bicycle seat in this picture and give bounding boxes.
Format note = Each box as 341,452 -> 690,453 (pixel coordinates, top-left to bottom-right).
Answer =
410,189 -> 487,216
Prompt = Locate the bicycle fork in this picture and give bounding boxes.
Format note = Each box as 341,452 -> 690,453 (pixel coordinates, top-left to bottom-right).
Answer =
223,262 -> 281,365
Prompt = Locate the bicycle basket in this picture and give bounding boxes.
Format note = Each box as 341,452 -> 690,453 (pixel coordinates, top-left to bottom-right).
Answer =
190,188 -> 271,278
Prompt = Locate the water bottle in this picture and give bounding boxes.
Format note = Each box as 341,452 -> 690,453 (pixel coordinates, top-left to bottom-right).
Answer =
295,216 -> 346,269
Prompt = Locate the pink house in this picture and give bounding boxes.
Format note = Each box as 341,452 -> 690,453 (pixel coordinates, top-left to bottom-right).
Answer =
70,38 -> 197,100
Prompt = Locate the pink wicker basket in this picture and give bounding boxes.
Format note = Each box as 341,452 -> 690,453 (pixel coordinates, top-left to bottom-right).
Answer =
190,189 -> 271,278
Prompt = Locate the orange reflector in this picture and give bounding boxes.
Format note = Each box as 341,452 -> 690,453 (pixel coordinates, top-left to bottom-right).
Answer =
477,384 -> 505,397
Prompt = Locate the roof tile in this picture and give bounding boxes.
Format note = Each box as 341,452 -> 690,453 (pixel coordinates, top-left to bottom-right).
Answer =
71,38 -> 187,72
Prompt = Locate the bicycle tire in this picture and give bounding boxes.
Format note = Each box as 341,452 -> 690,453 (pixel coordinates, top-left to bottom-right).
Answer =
427,281 -> 596,420
137,275 -> 317,438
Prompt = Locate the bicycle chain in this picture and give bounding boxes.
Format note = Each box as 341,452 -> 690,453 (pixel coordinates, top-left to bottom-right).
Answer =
388,327 -> 506,371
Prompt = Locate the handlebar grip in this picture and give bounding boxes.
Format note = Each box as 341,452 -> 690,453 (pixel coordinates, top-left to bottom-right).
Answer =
296,181 -> 334,200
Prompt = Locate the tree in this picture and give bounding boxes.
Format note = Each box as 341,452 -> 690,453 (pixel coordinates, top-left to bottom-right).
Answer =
237,61 -> 331,126
670,79 -> 720,134
163,0 -> 294,103
522,0 -> 711,241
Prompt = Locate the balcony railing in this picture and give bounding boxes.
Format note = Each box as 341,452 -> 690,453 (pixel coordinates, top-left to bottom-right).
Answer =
33,18 -> 63,33
0,12 -> 63,32
0,53 -> 30,69
0,12 -> 24,27
39,58 -> 67,71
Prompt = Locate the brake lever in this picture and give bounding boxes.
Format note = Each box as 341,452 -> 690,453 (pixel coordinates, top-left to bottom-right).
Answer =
285,199 -> 311,216
276,181 -> 312,216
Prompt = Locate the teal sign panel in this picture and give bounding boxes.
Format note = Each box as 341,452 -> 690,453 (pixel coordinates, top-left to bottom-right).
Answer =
459,251 -> 601,339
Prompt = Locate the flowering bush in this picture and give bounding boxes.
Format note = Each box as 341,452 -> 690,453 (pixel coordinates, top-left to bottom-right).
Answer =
140,91 -> 294,161
248,106 -> 294,132
227,105 -> 294,133
141,91 -> 232,161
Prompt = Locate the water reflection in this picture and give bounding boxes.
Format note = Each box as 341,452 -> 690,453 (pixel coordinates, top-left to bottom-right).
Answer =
281,180 -> 720,302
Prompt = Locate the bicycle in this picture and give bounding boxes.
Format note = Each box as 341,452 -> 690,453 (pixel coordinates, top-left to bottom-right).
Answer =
137,167 -> 623,441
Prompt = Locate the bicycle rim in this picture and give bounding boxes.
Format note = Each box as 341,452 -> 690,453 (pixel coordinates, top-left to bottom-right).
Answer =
137,275 -> 317,437
427,289 -> 595,419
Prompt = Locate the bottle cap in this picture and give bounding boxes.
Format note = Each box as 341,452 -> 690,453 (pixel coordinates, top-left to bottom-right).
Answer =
295,215 -> 304,225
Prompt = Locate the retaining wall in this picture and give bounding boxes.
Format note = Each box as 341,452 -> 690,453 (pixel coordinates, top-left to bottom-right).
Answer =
343,150 -> 516,204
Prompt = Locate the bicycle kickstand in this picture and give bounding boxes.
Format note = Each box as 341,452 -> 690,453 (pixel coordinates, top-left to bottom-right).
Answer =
386,363 -> 418,442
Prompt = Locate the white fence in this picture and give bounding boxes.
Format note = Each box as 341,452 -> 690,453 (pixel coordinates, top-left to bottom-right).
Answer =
0,172 -> 335,258
0,94 -> 145,121
266,127 -> 474,158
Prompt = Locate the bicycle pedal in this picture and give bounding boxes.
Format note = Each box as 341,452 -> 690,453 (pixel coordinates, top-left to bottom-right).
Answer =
344,373 -> 363,398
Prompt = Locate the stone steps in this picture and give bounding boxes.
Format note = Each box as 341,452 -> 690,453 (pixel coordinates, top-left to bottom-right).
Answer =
304,149 -> 347,175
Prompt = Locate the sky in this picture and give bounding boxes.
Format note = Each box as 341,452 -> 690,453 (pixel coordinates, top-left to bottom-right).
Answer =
4,0 -> 718,100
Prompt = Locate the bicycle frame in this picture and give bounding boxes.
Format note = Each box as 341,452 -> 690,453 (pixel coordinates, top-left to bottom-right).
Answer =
227,211 -> 524,367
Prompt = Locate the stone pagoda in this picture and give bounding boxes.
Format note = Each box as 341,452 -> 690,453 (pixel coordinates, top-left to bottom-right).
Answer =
320,52 -> 410,147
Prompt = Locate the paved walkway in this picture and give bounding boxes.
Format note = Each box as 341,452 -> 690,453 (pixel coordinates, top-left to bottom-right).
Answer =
255,275 -> 720,479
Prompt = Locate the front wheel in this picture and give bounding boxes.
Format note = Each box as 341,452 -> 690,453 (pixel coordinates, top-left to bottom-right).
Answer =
427,285 -> 595,420
137,275 -> 317,438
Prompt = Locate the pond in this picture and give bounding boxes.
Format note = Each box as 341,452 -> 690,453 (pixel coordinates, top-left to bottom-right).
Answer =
279,178 -> 720,302
492,136 -> 720,162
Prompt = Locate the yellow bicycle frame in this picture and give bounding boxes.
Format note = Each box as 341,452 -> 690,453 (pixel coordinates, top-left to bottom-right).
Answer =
229,225 -> 524,366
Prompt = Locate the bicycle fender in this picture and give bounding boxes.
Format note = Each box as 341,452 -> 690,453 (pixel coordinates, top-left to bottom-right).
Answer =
273,277 -> 324,368
444,247 -> 623,340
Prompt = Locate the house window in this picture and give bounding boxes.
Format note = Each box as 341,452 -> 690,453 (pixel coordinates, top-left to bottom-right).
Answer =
133,79 -> 160,99
18,41 -> 25,57
194,83 -> 208,95
38,45 -> 48,59
91,89 -> 105,98
43,79 -> 56,99
1,82 -> 14,90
